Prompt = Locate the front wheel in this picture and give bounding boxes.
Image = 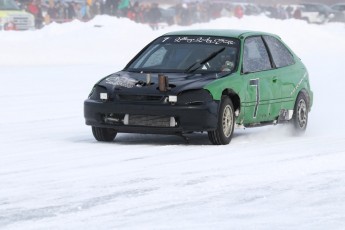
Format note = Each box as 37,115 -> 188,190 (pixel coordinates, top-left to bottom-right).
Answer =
292,92 -> 309,134
92,126 -> 117,142
208,97 -> 235,145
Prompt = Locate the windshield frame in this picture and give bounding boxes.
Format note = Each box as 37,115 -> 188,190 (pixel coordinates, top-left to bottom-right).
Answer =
124,35 -> 241,74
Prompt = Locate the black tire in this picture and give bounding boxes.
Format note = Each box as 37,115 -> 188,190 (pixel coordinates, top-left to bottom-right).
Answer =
92,126 -> 117,142
292,92 -> 309,134
208,97 -> 235,145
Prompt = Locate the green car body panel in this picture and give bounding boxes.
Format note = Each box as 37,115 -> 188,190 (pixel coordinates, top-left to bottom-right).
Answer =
165,29 -> 313,126
85,29 -> 313,144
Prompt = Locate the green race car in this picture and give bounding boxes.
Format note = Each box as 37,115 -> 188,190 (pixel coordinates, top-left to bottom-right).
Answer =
84,29 -> 313,145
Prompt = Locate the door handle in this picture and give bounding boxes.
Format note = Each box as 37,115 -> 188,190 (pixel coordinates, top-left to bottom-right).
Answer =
250,78 -> 259,86
272,77 -> 277,83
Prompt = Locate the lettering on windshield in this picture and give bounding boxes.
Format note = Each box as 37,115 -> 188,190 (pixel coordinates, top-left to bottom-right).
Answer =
173,37 -> 235,45
162,36 -> 236,45
162,37 -> 170,42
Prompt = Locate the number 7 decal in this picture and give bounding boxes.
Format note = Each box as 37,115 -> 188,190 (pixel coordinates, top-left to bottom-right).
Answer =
249,78 -> 260,118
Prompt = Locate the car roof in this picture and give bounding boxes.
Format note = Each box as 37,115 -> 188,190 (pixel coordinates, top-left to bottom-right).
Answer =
163,29 -> 277,39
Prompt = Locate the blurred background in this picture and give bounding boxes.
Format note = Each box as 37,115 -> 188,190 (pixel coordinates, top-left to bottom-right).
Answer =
1,0 -> 344,31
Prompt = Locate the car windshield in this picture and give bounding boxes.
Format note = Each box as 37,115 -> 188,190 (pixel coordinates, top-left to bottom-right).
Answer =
0,0 -> 20,10
126,35 -> 240,74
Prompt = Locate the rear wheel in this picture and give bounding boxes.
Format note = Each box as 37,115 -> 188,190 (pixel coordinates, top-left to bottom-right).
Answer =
208,97 -> 235,145
292,92 -> 309,134
92,126 -> 117,142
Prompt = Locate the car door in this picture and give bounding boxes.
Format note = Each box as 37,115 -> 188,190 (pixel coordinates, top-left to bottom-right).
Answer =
242,36 -> 279,124
262,35 -> 300,110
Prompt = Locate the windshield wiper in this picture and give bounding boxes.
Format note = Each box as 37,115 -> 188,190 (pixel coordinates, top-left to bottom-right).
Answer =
185,47 -> 226,73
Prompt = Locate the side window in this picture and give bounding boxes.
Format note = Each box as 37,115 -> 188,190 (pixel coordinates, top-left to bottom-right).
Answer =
243,36 -> 271,73
263,35 -> 295,68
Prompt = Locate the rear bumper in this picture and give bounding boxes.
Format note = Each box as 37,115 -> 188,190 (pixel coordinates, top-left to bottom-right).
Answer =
84,99 -> 219,134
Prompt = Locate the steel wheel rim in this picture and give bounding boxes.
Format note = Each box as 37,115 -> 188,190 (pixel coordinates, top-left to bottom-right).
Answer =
222,105 -> 233,137
297,99 -> 307,128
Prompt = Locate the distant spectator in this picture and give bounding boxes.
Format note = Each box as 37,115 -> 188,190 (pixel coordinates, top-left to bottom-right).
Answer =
118,0 -> 130,17
85,0 -> 93,19
27,0 -> 44,28
46,1 -> 57,23
234,5 -> 244,19
286,6 -> 294,18
137,3 -> 149,23
105,0 -> 119,16
92,0 -> 102,16
221,5 -> 233,18
270,4 -> 288,19
293,8 -> 302,19
146,3 -> 161,30
66,2 -> 76,19
199,2 -> 210,23
179,3 -> 190,25
21,1 -> 327,31
276,5 -> 288,19
127,2 -> 140,22
79,3 -> 88,20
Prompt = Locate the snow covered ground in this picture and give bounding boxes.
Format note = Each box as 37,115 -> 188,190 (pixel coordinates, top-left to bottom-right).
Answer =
1,16 -> 345,229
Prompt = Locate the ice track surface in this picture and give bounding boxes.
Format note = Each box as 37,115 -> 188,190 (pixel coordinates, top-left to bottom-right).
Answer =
1,16 -> 345,229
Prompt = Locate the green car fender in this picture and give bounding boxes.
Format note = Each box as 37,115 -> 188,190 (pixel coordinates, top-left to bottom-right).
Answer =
204,73 -> 247,123
291,73 -> 314,111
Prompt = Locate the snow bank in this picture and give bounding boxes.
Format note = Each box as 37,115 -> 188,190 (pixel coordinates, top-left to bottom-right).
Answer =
1,15 -> 344,68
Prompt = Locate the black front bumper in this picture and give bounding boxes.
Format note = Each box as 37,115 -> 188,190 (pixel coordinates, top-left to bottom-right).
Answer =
84,99 -> 219,134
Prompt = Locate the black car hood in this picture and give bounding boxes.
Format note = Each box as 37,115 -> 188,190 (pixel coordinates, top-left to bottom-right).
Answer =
98,71 -> 227,95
